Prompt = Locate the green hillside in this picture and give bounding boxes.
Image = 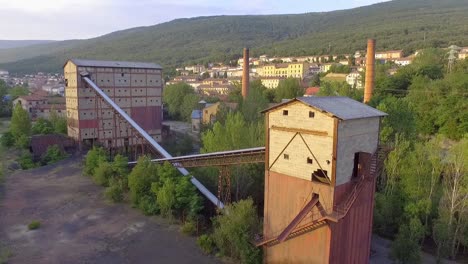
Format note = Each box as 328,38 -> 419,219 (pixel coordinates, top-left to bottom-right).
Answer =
1,0 -> 467,74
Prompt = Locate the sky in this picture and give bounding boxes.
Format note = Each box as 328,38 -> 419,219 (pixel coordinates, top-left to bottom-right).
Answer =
0,0 -> 390,40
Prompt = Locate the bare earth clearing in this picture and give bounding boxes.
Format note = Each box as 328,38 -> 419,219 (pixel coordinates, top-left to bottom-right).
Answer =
0,156 -> 219,264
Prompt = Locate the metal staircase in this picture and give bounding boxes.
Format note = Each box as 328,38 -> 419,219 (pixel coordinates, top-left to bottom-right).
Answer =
256,147 -> 386,248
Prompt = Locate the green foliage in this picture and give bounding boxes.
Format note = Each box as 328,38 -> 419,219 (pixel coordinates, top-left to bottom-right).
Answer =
202,112 -> 263,153
10,104 -> 30,145
93,161 -> 113,186
309,74 -> 320,86
112,154 -> 129,178
212,198 -> 262,263
241,80 -> 269,122
31,118 -> 54,134
197,234 -> 215,255
377,97 -> 416,144
28,220 -> 41,230
0,131 -> 14,147
163,83 -> 198,120
329,64 -> 350,74
391,218 -> 425,263
317,81 -> 363,101
8,86 -> 29,98
274,78 -> 303,102
181,94 -> 200,122
105,178 -> 125,202
83,146 -> 107,176
157,178 -> 177,217
18,151 -> 38,169
0,246 -> 12,264
41,144 -> 67,165
49,109 -> 67,134
127,156 -> 159,207
181,220 -> 197,236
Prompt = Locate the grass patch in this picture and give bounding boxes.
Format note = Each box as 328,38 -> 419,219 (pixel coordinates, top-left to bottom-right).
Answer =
28,220 -> 41,230
0,247 -> 12,264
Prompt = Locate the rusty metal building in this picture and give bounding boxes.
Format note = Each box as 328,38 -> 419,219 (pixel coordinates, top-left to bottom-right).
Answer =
63,59 -> 163,148
259,96 -> 386,263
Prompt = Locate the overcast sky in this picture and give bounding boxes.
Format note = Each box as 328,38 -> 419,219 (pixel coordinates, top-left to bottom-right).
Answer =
0,0 -> 390,40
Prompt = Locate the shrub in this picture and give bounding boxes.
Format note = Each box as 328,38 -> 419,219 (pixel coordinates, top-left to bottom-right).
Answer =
105,178 -> 125,202
84,146 -> 107,176
127,156 -> 158,206
212,198 -> 262,263
31,118 -> 53,135
197,234 -> 215,255
0,131 -> 14,147
157,178 -> 176,217
18,151 -> 37,169
15,134 -> 30,149
181,221 -> 197,236
28,220 -> 41,230
41,145 -> 67,165
139,195 -> 159,215
93,162 -> 113,186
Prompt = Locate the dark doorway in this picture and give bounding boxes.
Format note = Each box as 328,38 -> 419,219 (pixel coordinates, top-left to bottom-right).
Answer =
352,152 -> 360,178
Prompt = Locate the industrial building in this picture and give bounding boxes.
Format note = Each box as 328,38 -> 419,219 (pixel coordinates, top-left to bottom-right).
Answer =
260,96 -> 386,263
63,59 -> 163,148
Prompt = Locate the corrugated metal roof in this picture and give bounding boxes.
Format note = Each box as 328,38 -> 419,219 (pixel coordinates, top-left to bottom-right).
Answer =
262,96 -> 387,120
68,59 -> 162,69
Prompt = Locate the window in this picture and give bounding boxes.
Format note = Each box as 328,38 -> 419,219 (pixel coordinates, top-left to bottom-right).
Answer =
312,169 -> 330,184
121,73 -> 124,77
307,157 -> 313,164
283,110 -> 288,116
309,111 -> 315,118
283,154 -> 289,160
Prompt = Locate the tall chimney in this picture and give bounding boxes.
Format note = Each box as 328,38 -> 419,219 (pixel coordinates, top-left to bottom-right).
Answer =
242,48 -> 249,99
364,39 -> 376,103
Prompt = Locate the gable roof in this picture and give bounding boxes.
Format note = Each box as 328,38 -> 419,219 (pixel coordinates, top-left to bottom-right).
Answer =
262,96 -> 387,120
66,59 -> 162,69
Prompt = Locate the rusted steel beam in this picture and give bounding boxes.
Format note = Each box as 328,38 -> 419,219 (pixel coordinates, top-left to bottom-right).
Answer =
278,194 -> 320,242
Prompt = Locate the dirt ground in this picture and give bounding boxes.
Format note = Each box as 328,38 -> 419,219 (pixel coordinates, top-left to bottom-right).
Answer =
0,156 -> 219,264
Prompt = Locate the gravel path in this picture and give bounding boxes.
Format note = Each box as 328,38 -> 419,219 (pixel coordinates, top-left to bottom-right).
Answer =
0,156 -> 219,264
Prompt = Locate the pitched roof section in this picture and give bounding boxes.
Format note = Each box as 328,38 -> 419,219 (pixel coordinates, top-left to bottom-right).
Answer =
68,59 -> 162,69
262,97 -> 387,120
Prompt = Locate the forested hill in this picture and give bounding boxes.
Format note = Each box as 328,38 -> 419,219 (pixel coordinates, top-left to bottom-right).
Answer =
0,40 -> 55,49
1,0 -> 467,74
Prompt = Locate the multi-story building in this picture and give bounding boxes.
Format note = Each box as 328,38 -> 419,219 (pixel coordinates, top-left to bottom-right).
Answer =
63,59 -> 163,147
260,77 -> 285,89
375,50 -> 403,60
258,62 -> 309,79
346,72 -> 363,89
13,89 -> 66,120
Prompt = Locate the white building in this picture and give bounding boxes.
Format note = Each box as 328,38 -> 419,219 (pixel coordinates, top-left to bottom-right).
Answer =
346,72 -> 363,89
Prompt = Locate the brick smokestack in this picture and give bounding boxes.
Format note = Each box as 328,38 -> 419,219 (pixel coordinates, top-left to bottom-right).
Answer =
242,48 -> 249,99
364,39 -> 376,104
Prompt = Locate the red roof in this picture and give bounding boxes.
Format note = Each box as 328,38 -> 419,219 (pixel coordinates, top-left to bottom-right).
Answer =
305,87 -> 320,96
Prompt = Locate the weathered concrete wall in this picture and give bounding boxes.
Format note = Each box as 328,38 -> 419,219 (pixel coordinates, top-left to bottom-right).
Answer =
336,117 -> 380,185
268,101 -> 335,183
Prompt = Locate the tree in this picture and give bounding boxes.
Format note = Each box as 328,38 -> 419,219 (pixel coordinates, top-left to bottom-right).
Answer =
317,81 -> 362,101
10,103 -> 31,141
391,217 -> 425,263
128,156 -> 159,207
309,74 -> 320,86
31,118 -> 54,135
9,86 -> 29,99
49,109 -> 67,134
377,97 -> 416,144
274,78 -> 304,102
83,146 -> 108,176
434,136 -> 468,259
211,198 -> 262,263
163,82 -> 196,120
180,93 -> 200,121
241,80 -> 269,123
